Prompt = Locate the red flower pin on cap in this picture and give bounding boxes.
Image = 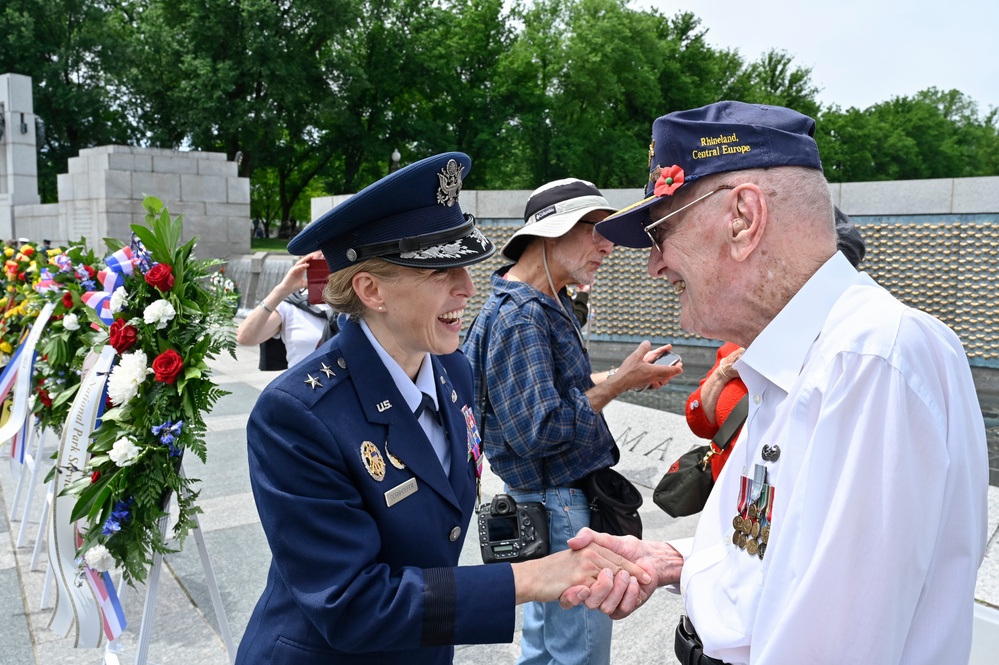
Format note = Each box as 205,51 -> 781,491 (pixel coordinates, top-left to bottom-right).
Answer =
654,165 -> 685,197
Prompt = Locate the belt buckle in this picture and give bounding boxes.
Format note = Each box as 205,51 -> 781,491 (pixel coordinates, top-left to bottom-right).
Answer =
675,615 -> 704,665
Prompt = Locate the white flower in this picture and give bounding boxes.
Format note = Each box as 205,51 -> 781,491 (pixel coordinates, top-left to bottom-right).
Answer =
107,350 -> 150,405
109,287 -> 127,314
143,299 -> 176,330
83,544 -> 115,572
63,313 -> 80,331
108,437 -> 140,467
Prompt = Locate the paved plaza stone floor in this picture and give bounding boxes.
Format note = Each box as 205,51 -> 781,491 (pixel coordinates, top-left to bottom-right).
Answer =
1,343 -> 998,664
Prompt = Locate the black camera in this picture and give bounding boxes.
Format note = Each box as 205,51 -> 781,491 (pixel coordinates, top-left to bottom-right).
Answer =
478,493 -> 550,563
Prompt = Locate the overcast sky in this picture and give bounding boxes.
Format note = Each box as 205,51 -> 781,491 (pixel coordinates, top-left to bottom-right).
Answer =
648,0 -> 999,114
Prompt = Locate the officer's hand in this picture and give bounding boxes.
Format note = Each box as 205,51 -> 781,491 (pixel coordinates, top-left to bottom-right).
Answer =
559,528 -> 683,619
511,542 -> 652,606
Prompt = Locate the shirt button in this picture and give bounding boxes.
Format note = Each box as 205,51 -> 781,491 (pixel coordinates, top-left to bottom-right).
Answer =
449,526 -> 462,542
753,394 -> 761,405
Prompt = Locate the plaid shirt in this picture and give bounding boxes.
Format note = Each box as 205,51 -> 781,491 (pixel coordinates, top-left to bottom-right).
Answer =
462,269 -> 618,489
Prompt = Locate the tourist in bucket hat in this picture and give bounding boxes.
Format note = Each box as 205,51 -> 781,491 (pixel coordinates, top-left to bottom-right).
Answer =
463,177 -> 683,665
236,153 -> 651,665
562,101 -> 987,665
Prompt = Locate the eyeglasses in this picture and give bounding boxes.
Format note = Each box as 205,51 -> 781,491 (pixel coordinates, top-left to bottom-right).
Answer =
577,220 -> 610,243
644,185 -> 735,254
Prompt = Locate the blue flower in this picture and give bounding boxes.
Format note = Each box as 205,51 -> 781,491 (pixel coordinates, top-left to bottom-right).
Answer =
102,517 -> 121,536
151,420 -> 184,457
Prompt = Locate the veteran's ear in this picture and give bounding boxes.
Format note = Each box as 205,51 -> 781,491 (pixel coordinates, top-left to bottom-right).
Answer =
728,185 -> 767,261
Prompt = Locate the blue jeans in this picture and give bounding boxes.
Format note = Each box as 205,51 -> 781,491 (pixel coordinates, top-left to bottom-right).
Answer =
507,486 -> 613,665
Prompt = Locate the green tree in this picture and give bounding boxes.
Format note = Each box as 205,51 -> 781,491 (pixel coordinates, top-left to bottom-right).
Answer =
122,0 -> 357,236
0,0 -> 136,202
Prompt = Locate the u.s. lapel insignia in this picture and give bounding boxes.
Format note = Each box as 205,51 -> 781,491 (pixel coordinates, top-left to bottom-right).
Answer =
451,389 -> 457,403
436,159 -> 464,207
385,440 -> 406,469
320,362 -> 336,378
361,441 -> 386,481
337,357 -> 347,369
376,399 -> 392,413
304,374 -> 322,389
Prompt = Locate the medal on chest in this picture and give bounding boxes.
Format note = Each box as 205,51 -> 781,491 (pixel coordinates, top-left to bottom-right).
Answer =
732,462 -> 776,560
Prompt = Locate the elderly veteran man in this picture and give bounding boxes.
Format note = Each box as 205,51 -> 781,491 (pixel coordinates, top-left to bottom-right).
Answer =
236,154 -> 651,665
463,178 -> 682,665
561,102 -> 988,665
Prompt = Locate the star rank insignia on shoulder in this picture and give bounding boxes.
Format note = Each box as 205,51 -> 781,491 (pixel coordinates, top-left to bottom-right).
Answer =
304,374 -> 322,389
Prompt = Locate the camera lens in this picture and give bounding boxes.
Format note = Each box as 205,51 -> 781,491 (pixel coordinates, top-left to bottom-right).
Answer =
492,494 -> 515,515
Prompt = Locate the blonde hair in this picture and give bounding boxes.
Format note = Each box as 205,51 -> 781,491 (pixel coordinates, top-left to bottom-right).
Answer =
323,258 -> 403,320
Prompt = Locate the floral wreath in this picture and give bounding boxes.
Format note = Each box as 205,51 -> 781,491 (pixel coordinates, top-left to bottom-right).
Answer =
0,241 -> 49,363
31,242 -> 104,436
59,196 -> 237,584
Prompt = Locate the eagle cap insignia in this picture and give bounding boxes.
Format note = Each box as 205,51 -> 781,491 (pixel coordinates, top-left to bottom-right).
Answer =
361,441 -> 387,481
436,159 -> 464,207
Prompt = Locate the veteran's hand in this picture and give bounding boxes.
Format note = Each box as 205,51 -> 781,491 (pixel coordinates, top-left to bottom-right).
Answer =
559,528 -> 684,619
511,542 -> 652,606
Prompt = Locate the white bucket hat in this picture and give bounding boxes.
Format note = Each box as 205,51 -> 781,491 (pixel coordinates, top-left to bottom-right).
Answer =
501,178 -> 617,261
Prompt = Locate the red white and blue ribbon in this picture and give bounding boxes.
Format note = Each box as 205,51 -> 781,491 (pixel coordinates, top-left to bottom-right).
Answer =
34,268 -> 59,294
81,291 -> 113,325
82,565 -> 127,640
0,340 -> 25,404
83,246 -> 137,326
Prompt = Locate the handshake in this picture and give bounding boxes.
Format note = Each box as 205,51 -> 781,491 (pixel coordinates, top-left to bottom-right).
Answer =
515,528 -> 683,620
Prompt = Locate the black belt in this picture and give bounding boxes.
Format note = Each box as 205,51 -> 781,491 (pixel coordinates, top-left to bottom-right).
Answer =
674,616 -> 726,665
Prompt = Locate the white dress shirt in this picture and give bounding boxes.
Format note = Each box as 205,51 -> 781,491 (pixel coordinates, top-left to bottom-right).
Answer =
359,320 -> 450,474
679,252 -> 988,664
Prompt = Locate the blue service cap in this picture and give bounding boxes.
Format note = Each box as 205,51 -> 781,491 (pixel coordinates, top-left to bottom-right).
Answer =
597,101 -> 823,248
288,152 -> 495,272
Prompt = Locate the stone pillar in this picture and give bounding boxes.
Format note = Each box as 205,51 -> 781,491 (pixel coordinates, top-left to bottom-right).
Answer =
56,145 -> 251,260
0,73 -> 41,239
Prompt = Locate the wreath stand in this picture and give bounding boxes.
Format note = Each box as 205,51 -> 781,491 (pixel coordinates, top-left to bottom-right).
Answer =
104,464 -> 236,665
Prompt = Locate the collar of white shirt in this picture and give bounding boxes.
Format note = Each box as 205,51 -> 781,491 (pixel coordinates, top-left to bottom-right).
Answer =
738,251 -> 866,394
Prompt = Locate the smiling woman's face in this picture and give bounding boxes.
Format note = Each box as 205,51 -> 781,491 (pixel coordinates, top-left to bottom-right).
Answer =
370,265 -> 477,368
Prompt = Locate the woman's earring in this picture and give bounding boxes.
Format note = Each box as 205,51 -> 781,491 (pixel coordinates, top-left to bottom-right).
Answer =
378,306 -> 384,311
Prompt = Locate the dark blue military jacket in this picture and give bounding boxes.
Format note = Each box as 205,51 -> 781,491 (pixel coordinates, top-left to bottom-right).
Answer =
236,317 -> 515,665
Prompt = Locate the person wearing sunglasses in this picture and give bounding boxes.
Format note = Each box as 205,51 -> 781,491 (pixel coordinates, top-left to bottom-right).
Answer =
560,101 -> 987,665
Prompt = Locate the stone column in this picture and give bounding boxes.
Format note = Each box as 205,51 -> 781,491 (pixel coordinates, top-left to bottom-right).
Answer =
0,73 -> 41,239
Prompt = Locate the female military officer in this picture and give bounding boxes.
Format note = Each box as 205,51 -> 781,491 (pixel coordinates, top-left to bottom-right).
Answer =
235,152 -> 648,665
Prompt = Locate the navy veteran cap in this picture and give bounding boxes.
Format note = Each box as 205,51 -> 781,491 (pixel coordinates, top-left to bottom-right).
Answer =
288,152 -> 495,272
597,101 -> 823,248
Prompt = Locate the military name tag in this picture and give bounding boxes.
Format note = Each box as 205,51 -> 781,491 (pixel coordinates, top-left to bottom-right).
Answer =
384,478 -> 418,507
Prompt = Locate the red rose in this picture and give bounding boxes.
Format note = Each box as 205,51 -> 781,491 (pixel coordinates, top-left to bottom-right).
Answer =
108,318 -> 139,354
84,265 -> 95,278
62,292 -> 74,309
152,349 -> 184,384
91,470 -> 101,483
145,264 -> 175,292
18,272 -> 26,281
38,389 -> 53,408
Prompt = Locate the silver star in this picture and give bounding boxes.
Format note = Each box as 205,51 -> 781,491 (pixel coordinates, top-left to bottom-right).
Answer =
320,362 -> 336,378
304,374 -> 322,390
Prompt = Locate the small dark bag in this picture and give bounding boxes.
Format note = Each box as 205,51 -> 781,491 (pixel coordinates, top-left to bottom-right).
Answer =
653,395 -> 749,518
583,467 -> 644,539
